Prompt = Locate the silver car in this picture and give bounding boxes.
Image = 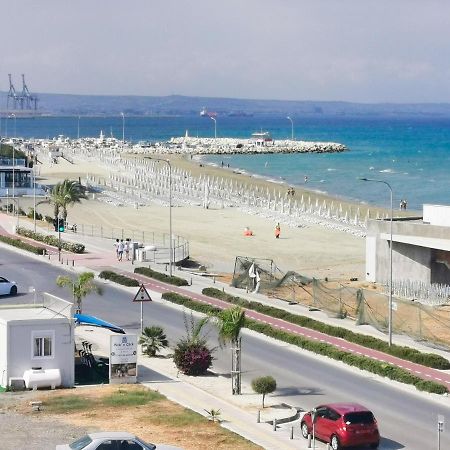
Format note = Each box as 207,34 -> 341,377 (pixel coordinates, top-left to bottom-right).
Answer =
55,432 -> 183,450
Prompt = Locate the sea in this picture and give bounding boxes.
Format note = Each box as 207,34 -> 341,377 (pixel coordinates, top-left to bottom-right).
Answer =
4,114 -> 450,211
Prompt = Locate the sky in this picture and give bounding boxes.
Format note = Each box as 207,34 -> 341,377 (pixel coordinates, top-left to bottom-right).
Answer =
2,0 -> 450,103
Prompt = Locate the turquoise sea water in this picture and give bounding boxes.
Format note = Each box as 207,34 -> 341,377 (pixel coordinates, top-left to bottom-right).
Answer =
4,115 -> 450,211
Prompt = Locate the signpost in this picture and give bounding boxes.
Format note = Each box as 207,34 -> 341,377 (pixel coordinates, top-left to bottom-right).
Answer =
311,408 -> 317,450
133,284 -> 152,334
109,334 -> 137,384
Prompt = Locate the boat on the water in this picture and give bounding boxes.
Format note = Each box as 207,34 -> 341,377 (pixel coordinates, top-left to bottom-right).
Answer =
200,107 -> 217,118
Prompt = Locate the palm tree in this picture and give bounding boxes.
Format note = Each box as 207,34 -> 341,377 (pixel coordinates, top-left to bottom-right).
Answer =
139,326 -> 169,356
50,179 -> 87,223
214,306 -> 246,395
56,272 -> 102,314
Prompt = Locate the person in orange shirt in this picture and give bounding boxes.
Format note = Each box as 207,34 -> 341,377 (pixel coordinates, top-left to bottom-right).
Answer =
275,223 -> 281,239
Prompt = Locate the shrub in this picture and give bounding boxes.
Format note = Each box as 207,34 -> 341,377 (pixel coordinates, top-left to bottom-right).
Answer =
45,215 -> 53,224
16,227 -> 85,253
27,208 -> 43,221
0,234 -> 46,255
251,376 -> 277,408
173,313 -> 214,376
134,266 -> 189,286
173,342 -> 213,376
201,288 -> 450,370
98,271 -> 140,287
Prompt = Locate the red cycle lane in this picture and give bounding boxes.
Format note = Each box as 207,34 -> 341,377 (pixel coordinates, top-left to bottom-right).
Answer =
114,268 -> 450,389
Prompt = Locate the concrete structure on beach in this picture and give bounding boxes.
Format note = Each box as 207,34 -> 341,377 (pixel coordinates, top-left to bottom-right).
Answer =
366,204 -> 450,302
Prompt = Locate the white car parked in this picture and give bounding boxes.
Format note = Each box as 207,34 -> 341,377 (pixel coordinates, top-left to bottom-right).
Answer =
56,432 -> 183,450
0,277 -> 17,296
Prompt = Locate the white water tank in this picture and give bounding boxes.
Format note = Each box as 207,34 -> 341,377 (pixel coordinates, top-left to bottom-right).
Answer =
23,368 -> 62,389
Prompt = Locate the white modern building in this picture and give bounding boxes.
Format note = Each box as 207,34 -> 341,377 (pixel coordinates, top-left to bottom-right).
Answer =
0,294 -> 75,389
366,204 -> 450,285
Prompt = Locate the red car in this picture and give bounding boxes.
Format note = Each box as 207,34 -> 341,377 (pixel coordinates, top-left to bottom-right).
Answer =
301,403 -> 379,449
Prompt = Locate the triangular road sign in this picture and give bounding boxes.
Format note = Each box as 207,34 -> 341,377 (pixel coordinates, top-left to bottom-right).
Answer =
133,284 -> 152,302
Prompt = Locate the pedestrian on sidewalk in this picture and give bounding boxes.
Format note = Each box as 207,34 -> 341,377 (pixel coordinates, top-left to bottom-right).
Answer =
114,238 -> 120,260
124,238 -> 131,261
118,239 -> 124,261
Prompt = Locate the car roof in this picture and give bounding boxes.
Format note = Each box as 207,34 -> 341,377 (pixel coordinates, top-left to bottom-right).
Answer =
320,403 -> 371,414
89,432 -> 137,440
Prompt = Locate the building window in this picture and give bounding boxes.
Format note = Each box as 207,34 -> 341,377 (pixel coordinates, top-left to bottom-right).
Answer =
32,331 -> 54,359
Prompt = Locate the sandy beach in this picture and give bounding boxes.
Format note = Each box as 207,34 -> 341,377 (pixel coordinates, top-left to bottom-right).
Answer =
25,149 -> 371,281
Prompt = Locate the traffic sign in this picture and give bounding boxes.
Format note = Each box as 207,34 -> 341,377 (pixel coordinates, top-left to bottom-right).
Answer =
133,284 -> 152,302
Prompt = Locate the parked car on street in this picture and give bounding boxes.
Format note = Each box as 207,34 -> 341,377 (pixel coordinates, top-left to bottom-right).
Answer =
0,276 -> 17,296
56,431 -> 183,450
301,403 -> 379,449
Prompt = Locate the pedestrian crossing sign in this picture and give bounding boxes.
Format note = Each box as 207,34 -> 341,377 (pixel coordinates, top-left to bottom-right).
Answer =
133,284 -> 152,302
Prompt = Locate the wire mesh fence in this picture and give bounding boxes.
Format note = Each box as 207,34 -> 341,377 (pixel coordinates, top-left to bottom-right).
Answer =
232,256 -> 450,350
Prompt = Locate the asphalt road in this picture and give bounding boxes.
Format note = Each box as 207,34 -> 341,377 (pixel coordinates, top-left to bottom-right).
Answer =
2,247 -> 450,450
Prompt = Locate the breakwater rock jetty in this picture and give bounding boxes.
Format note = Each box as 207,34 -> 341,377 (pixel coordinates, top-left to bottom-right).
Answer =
166,136 -> 347,155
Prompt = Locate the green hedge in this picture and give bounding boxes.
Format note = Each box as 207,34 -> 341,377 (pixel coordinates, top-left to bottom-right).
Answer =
134,267 -> 189,286
202,287 -> 450,370
16,227 -> 85,254
161,291 -> 448,395
99,270 -> 140,287
0,234 -> 46,255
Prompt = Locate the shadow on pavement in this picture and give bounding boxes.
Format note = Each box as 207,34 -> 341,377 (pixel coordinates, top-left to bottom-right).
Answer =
138,364 -> 175,383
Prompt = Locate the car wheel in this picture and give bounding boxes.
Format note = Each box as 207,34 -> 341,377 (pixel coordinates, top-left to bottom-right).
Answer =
9,285 -> 17,295
331,434 -> 341,450
300,422 -> 310,439
370,442 -> 379,449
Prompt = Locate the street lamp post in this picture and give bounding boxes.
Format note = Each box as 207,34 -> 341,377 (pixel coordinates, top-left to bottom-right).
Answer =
151,157 -> 173,276
286,116 -> 294,141
210,116 -> 217,140
33,168 -> 37,232
121,112 -> 125,147
9,114 -> 16,219
359,177 -> 394,346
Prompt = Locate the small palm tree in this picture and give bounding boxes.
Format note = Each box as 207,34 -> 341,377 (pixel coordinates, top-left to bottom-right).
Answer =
139,326 -> 169,356
50,179 -> 87,223
56,272 -> 102,314
214,306 -> 246,395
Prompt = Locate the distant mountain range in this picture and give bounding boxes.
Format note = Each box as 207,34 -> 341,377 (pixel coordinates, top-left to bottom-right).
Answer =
2,91 -> 450,118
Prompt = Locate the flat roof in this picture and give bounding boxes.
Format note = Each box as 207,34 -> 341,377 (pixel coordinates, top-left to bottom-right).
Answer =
0,306 -> 68,323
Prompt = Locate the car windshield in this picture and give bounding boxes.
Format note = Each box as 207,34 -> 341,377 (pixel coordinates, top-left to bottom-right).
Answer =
344,411 -> 374,425
69,435 -> 93,449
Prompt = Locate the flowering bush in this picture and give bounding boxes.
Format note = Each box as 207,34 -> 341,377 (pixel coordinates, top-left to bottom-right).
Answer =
16,227 -> 85,253
173,342 -> 213,376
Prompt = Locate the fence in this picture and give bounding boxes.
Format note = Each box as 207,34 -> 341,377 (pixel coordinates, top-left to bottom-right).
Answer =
43,221 -> 190,265
232,256 -> 450,350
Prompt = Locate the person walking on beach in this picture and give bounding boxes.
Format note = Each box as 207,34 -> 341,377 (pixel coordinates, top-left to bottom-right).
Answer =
275,223 -> 281,239
117,239 -> 124,261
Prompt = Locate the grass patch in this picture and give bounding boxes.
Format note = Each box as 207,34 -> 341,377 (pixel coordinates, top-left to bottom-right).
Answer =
149,408 -> 205,427
44,395 -> 95,413
102,387 -> 164,407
